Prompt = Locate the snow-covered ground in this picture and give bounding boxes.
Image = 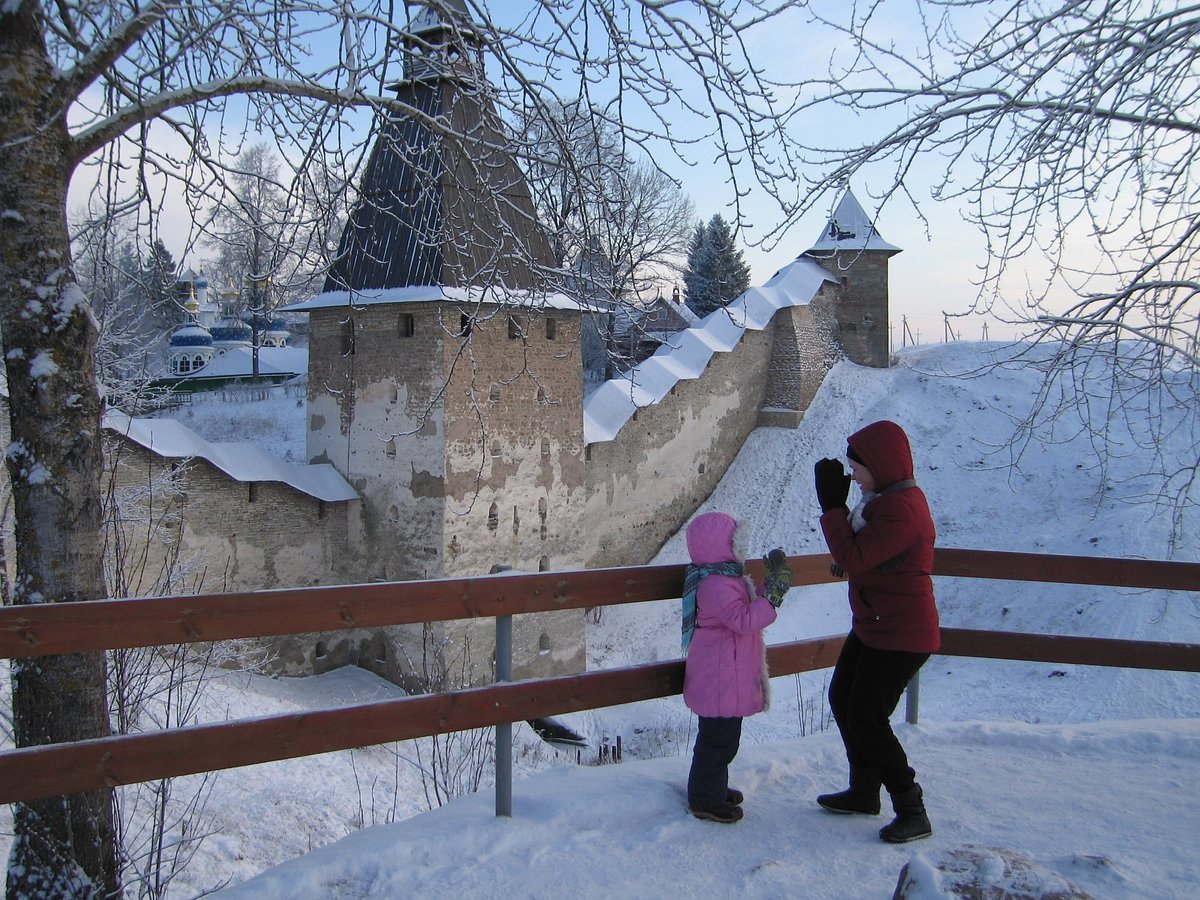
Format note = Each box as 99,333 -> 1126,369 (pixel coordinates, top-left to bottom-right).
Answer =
4,340 -> 1199,898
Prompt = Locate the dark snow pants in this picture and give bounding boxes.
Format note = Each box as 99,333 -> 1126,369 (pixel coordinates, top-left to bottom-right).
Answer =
828,631 -> 929,796
687,715 -> 743,809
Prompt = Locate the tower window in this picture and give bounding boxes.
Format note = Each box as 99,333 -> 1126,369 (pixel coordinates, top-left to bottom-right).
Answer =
541,438 -> 550,457
508,315 -> 521,340
248,483 -> 258,502
340,316 -> 355,356
538,556 -> 549,572
487,502 -> 498,531
460,313 -> 472,336
399,313 -> 415,337
490,384 -> 501,403
491,440 -> 501,458
545,318 -> 557,340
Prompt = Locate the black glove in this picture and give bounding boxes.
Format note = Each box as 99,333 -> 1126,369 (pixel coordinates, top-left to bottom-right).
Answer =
814,457 -> 852,512
763,548 -> 793,607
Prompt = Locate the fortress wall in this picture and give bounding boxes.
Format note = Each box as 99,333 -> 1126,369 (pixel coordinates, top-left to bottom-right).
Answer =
583,291 -> 844,568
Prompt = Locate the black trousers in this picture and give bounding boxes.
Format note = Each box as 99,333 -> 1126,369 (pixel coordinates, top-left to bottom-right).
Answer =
828,631 -> 929,795
687,715 -> 742,809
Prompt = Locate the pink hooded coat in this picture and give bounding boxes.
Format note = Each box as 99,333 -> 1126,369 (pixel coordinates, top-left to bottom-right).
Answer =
682,512 -> 777,718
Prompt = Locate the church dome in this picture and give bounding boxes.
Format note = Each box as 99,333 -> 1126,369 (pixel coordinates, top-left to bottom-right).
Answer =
210,316 -> 253,344
169,322 -> 213,348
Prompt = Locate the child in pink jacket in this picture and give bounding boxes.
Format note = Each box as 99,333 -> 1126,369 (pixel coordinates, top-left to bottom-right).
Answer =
682,511 -> 790,823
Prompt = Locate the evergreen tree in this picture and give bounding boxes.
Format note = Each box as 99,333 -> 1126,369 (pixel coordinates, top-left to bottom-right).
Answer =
140,237 -> 181,333
682,214 -> 750,317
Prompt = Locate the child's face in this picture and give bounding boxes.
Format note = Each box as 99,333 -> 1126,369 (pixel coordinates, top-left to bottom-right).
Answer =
848,459 -> 876,493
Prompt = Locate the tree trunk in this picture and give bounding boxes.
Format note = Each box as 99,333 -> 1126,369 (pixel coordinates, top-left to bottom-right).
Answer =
0,3 -> 120,897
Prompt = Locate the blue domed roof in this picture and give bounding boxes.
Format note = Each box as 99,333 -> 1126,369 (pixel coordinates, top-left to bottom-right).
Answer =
169,323 -> 213,348
210,316 -> 253,343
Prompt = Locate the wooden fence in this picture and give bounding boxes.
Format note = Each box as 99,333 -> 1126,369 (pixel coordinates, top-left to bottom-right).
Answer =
0,549 -> 1197,806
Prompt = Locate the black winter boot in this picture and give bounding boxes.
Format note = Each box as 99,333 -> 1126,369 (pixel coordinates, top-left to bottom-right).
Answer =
817,770 -> 881,815
816,788 -> 881,815
689,801 -> 743,824
879,784 -> 932,843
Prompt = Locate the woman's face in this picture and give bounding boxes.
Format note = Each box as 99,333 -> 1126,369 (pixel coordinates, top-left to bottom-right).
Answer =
848,458 -> 876,493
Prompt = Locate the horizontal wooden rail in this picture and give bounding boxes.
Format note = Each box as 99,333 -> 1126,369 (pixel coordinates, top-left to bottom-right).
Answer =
0,556 -> 835,659
0,635 -> 845,804
2,549 -> 1196,660
932,548 -> 1200,590
2,628 -> 1197,806
939,628 -> 1200,671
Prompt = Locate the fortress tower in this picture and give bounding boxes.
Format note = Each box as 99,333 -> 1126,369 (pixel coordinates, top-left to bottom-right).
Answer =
283,0 -> 586,683
805,189 -> 900,367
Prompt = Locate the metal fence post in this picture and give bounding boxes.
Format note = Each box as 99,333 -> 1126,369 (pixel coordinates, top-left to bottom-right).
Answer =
495,613 -> 513,817
904,670 -> 920,724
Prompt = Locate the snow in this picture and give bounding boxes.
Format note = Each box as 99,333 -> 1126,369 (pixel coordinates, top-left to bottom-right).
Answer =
583,255 -> 836,444
4,339 -> 1200,899
280,284 -> 588,313
104,408 -> 356,502
807,188 -> 903,254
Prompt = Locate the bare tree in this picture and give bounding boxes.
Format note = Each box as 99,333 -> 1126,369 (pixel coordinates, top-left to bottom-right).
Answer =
780,0 -> 1200,538
0,1 -> 805,891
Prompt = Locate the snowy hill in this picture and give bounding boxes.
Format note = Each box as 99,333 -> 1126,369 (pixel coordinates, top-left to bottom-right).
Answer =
5,340 -> 1198,898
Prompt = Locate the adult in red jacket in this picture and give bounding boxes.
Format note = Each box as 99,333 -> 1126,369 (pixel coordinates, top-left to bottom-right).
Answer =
814,419 -> 939,844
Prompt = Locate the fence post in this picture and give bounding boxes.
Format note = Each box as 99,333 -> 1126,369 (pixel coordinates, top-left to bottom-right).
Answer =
495,614 -> 513,817
905,670 -> 920,724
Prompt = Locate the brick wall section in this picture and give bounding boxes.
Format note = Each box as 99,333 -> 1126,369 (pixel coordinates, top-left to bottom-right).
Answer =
108,441 -> 355,595
441,308 -> 587,577
760,286 -> 842,426
583,321 -> 774,568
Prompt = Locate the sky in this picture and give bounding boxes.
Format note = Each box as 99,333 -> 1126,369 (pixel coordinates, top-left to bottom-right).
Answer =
3,338 -> 1194,898
65,1 -> 1034,348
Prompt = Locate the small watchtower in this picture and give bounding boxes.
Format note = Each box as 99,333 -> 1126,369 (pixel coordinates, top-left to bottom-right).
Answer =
805,189 -> 899,367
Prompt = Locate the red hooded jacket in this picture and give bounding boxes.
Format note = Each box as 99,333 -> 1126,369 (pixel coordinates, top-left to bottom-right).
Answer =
820,420 -> 940,653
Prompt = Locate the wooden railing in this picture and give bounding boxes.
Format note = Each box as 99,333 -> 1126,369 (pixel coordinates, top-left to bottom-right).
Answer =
0,549 -> 1197,806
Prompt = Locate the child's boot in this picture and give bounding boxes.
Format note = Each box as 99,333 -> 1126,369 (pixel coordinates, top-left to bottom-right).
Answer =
879,783 -> 932,843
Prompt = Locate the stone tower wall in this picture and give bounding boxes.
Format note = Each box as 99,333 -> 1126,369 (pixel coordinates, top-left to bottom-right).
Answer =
810,251 -> 892,367
305,302 -> 449,582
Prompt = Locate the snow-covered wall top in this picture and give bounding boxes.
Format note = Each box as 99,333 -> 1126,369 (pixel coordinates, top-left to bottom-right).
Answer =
583,256 -> 836,444
281,285 -> 586,313
104,410 -> 358,503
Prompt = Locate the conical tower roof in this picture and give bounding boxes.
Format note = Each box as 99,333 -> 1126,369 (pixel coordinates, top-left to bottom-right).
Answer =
806,189 -> 901,255
322,2 -> 552,295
